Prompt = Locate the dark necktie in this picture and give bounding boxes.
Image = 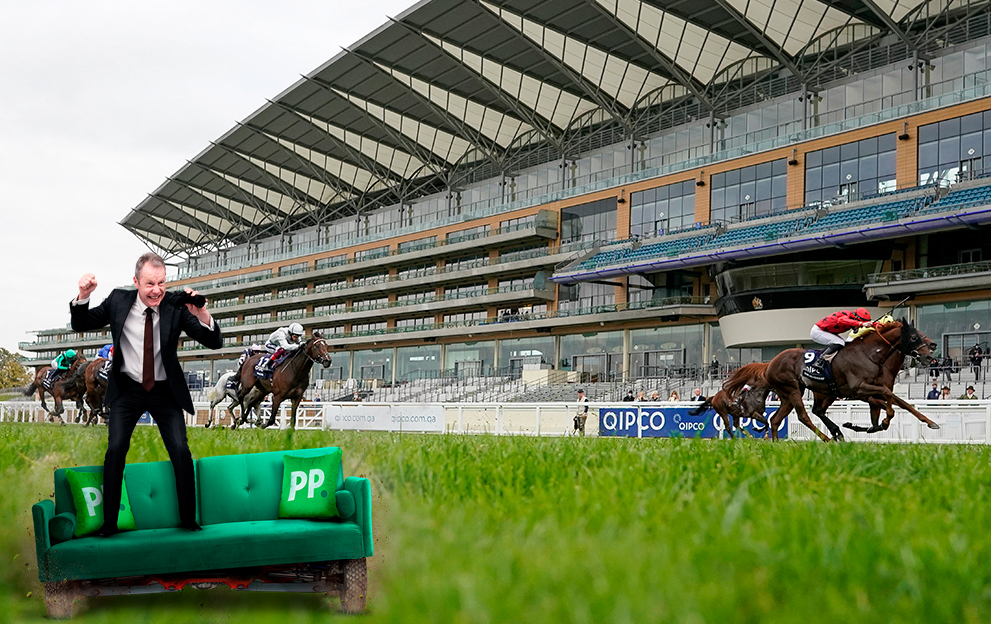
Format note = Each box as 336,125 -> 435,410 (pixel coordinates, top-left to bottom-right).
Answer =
143,308 -> 155,392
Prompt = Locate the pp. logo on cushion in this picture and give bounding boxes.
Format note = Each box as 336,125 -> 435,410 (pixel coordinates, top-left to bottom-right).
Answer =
64,469 -> 137,537
278,451 -> 341,519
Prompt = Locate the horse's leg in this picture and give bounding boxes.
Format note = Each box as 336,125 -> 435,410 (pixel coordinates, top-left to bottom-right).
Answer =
769,402 -> 794,441
289,397 -> 302,430
810,395 -> 844,441
856,383 -> 940,430
841,397 -> 885,433
264,395 -> 283,429
783,390 -> 830,442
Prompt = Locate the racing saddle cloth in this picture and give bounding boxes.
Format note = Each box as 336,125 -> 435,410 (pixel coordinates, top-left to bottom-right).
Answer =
801,349 -> 836,387
254,351 -> 292,380
42,368 -> 62,391
96,360 -> 112,383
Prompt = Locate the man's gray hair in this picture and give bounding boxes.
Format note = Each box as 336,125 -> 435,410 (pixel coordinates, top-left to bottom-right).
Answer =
135,252 -> 166,278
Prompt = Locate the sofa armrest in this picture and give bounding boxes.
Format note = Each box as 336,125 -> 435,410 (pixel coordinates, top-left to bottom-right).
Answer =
32,500 -> 55,583
344,477 -> 373,558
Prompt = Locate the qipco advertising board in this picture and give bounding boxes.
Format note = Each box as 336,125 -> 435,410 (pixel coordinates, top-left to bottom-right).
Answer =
599,404 -> 787,439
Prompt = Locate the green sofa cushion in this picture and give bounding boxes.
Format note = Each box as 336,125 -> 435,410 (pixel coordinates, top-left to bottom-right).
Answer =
64,470 -> 136,536
335,490 -> 355,519
44,520 -> 365,582
49,513 -> 76,545
197,447 -> 343,526
279,451 -> 341,519
125,460 -> 198,529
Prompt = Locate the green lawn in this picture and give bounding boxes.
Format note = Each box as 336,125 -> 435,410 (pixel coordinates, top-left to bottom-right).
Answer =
3,424 -> 990,623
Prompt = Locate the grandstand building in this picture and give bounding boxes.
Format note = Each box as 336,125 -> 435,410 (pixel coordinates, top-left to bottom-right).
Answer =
20,0 -> 991,397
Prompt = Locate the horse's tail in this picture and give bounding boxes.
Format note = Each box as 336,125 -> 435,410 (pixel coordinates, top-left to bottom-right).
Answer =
688,396 -> 713,416
23,381 -> 38,396
722,362 -> 769,395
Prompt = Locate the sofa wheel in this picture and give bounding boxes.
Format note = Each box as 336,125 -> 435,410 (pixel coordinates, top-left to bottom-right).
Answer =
44,581 -> 75,619
339,557 -> 367,614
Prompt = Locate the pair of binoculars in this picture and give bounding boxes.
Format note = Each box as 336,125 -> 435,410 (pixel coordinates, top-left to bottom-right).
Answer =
174,291 -> 207,308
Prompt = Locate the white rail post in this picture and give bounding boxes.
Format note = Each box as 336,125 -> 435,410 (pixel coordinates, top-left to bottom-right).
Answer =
535,405 -> 541,436
986,404 -> 991,444
496,404 -> 503,436
457,405 -> 463,434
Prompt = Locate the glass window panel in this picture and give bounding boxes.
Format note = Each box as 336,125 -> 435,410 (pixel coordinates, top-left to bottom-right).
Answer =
740,166 -> 756,183
878,133 -> 896,152
918,124 -> 939,145
939,118 -> 960,137
711,172 -> 725,187
711,187 -> 725,210
983,129 -> 991,157
878,151 -> 896,176
859,155 -> 878,179
725,169 -> 740,185
961,132 -> 982,159
860,136 -> 878,154
756,162 -> 773,179
840,142 -> 859,161
822,146 -> 841,164
918,142 -> 939,169
805,188 -> 822,205
756,178 -> 772,200
805,150 -> 822,167
772,175 -> 787,200
773,159 -> 787,175
806,167 -> 822,191
821,162 -> 840,188
725,186 -> 740,206
840,159 -> 858,182
938,136 -> 961,164
740,181 -> 756,203
961,113 -> 983,134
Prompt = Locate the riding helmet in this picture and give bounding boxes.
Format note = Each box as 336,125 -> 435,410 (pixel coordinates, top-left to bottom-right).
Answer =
853,307 -> 871,321
288,322 -> 304,336
65,349 -> 76,359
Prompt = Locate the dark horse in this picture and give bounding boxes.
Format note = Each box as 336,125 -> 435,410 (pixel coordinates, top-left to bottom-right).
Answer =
82,358 -> 111,426
689,362 -> 772,438
23,356 -> 88,424
765,318 -> 938,442
235,333 -> 333,430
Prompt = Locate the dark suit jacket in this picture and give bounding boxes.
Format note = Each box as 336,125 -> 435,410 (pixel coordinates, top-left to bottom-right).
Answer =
69,289 -> 223,414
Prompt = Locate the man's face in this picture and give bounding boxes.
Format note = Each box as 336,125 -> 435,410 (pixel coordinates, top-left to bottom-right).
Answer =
134,264 -> 167,308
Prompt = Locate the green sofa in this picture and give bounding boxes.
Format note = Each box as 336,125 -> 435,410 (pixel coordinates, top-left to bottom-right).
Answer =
32,447 -> 373,618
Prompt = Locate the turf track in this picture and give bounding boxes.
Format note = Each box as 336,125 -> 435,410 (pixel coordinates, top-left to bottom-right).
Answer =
3,423 -> 990,623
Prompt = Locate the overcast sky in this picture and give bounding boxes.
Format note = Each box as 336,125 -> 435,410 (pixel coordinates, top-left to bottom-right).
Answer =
1,0 -> 415,357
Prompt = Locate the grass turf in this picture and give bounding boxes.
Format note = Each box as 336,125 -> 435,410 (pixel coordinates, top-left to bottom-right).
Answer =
3,423 -> 990,623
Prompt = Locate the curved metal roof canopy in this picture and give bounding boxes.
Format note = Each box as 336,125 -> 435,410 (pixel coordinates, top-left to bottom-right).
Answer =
121,0 -> 990,256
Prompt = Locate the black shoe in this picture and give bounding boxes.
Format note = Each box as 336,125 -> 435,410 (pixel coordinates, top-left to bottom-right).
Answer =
96,526 -> 118,538
183,523 -> 203,532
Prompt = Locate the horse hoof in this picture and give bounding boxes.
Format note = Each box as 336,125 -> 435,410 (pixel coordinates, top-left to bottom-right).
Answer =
842,422 -> 854,430
928,422 -> 940,430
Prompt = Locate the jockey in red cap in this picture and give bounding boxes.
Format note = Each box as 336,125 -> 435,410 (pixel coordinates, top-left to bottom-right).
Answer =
807,307 -> 875,375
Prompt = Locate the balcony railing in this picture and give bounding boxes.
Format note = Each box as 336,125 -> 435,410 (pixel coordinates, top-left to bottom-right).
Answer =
172,295 -> 712,352
867,261 -> 991,284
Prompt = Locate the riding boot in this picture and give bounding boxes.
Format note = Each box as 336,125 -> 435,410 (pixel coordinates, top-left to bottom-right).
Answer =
809,344 -> 841,375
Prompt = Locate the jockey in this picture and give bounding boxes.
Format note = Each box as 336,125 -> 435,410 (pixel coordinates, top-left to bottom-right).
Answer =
97,343 -> 113,360
49,349 -> 77,381
807,308 -> 875,375
261,322 -> 305,375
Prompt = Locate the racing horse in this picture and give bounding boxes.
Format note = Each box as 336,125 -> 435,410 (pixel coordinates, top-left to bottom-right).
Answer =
765,318 -> 938,441
689,362 -> 773,438
205,370 -> 241,428
82,358 -> 111,426
23,355 -> 88,424
235,333 -> 333,430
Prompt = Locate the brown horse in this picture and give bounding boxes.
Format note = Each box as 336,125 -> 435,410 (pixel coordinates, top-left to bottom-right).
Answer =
235,333 -> 333,430
765,318 -> 938,441
23,356 -> 88,424
689,363 -> 772,438
82,358 -> 111,426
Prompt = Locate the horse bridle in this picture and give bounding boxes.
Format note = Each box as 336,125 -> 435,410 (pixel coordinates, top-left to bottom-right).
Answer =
873,324 -> 933,367
302,338 -> 333,366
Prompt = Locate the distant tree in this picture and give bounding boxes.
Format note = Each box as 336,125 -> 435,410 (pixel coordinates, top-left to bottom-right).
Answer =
0,348 -> 31,388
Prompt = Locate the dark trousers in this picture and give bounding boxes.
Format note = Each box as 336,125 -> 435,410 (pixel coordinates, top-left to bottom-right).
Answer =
102,376 -> 196,530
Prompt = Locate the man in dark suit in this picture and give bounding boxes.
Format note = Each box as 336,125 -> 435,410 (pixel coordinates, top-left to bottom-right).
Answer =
70,252 -> 222,536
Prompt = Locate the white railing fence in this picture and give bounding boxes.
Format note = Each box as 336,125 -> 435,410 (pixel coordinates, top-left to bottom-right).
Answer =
2,400 -> 990,444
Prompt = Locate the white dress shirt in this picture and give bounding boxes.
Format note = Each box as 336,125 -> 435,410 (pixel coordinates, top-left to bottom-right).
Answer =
73,295 -> 214,385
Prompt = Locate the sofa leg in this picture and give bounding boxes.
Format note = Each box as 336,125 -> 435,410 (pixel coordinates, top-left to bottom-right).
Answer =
44,581 -> 76,619
339,558 -> 367,614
